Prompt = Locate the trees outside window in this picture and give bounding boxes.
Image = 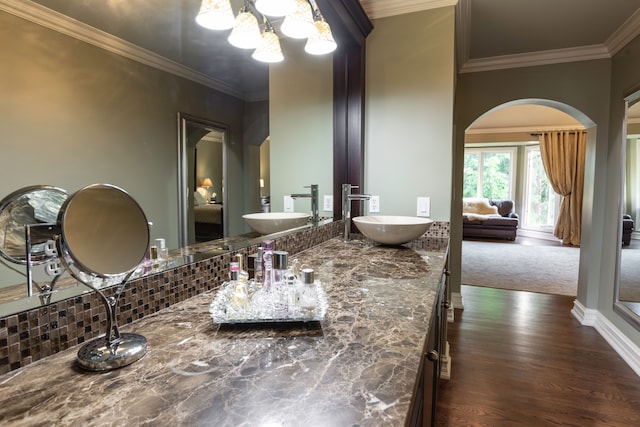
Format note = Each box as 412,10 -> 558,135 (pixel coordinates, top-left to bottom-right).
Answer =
523,146 -> 560,230
463,148 -> 515,200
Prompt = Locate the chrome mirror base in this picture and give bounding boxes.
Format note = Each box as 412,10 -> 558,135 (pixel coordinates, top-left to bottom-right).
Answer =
76,333 -> 147,371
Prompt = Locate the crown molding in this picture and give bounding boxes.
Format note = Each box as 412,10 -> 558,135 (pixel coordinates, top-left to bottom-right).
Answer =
455,0 -> 470,73
0,0 -> 247,100
456,0 -> 640,73
605,8 -> 640,56
459,44 -> 611,74
466,125 -> 584,135
359,0 -> 457,20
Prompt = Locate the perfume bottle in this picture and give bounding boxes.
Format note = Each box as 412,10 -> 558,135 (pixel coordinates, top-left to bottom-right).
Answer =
262,240 -> 274,290
229,262 -> 249,313
272,251 -> 290,315
254,246 -> 264,287
155,238 -> 168,259
298,268 -> 318,317
235,253 -> 249,283
273,251 -> 288,285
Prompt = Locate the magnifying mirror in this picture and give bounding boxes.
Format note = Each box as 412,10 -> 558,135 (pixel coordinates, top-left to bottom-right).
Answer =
57,184 -> 150,371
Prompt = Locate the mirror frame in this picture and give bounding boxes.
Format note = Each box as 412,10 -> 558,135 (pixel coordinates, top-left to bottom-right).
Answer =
177,113 -> 229,248
614,88 -> 640,329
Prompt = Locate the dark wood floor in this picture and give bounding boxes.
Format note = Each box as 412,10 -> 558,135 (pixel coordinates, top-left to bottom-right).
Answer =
435,285 -> 640,427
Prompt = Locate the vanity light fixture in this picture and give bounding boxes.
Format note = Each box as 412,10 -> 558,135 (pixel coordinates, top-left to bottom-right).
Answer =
252,19 -> 284,63
195,0 -> 337,62
280,0 -> 315,39
195,0 -> 236,30
304,7 -> 337,55
255,0 -> 296,17
228,5 -> 262,49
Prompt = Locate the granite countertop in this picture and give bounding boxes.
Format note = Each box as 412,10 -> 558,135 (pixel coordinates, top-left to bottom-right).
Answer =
0,237 -> 448,426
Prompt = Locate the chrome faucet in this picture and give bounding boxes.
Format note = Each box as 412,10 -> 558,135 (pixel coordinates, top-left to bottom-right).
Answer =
290,184 -> 319,224
342,183 -> 371,241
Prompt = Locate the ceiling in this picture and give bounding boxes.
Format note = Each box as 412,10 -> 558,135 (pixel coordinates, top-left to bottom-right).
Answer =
6,0 -> 640,130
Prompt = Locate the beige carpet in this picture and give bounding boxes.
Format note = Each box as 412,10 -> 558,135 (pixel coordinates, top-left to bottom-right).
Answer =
461,240 -> 579,296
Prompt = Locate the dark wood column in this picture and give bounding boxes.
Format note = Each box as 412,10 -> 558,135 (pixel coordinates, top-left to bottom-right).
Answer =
316,0 -> 373,220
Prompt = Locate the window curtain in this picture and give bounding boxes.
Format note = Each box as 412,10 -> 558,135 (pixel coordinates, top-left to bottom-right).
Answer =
539,131 -> 587,246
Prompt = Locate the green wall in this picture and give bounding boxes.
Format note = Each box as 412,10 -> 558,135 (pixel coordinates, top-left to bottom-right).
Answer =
365,7 -> 455,221
269,40 -> 334,216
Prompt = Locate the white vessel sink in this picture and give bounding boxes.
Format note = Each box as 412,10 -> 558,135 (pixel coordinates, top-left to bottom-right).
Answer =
352,215 -> 434,245
242,212 -> 311,235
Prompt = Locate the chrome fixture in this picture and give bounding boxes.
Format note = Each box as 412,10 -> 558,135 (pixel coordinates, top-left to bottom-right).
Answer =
58,184 -> 151,371
290,184 -> 319,224
0,183 -> 150,371
342,183 -> 371,241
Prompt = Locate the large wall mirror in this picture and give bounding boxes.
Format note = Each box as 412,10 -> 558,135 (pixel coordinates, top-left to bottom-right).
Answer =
0,0 -> 370,317
615,92 -> 640,325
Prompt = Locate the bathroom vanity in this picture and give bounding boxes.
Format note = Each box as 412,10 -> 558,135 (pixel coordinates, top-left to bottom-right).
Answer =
0,236 -> 449,426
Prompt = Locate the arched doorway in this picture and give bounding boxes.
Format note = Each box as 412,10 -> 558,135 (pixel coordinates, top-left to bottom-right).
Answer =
461,100 -> 593,297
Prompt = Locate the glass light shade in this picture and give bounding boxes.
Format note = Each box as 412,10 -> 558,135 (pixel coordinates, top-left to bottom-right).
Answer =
252,30 -> 284,63
228,11 -> 262,49
195,0 -> 235,30
305,20 -> 337,55
255,0 -> 296,17
281,0 -> 315,39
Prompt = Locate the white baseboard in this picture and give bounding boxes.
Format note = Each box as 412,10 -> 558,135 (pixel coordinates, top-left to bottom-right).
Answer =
451,291 -> 464,310
517,228 -> 561,242
440,341 -> 451,380
572,300 -> 640,377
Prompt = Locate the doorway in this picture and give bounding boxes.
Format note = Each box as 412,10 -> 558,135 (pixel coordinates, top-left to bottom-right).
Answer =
462,101 -> 592,296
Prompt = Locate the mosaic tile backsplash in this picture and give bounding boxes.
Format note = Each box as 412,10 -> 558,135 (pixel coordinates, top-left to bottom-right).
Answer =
0,220 -> 449,375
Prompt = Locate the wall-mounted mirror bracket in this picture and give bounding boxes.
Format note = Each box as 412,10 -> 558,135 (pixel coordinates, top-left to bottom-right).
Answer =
24,223 -> 61,301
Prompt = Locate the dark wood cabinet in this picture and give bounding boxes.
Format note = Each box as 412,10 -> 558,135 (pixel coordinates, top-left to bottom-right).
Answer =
409,269 -> 448,427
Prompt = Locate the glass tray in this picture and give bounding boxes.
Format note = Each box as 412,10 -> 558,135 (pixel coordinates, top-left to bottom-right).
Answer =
209,282 -> 328,324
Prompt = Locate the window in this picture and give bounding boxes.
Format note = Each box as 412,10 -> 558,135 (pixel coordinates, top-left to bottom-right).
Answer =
522,146 -> 560,231
463,148 -> 516,200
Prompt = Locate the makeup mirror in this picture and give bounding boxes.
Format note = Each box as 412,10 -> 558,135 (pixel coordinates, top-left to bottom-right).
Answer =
57,184 -> 150,371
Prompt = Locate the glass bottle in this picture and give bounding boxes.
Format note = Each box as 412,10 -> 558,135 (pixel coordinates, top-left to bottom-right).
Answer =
229,262 -> 249,314
273,251 -> 288,285
236,253 -> 249,283
262,240 -> 274,290
272,251 -> 290,316
254,246 -> 264,287
298,268 -> 318,317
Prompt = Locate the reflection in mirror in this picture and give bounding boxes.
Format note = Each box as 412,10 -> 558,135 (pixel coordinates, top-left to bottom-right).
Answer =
0,186 -> 69,301
178,114 -> 229,247
57,184 -> 149,281
0,186 -> 67,265
0,0 -> 340,319
616,93 -> 640,323
57,183 -> 150,371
